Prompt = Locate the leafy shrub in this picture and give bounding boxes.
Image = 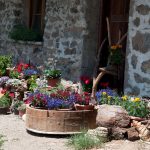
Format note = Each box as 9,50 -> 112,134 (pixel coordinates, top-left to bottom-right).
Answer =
9,25 -> 42,42
9,70 -> 20,79
96,90 -> 149,118
0,55 -> 12,76
44,69 -> 61,79
0,93 -> 11,107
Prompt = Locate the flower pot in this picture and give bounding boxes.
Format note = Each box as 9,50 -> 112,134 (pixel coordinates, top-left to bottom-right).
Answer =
0,107 -> 9,114
74,104 -> 95,111
26,105 -> 97,134
47,78 -> 60,87
19,109 -> 26,117
14,109 -> 19,115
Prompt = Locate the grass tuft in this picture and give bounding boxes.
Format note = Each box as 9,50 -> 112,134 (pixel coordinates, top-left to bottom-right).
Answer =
68,133 -> 105,150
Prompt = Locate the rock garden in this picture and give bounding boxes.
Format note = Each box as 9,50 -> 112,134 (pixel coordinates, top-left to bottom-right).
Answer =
0,55 -> 150,150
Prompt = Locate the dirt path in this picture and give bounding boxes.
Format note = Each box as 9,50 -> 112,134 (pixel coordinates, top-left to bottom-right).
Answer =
0,114 -> 70,150
0,114 -> 150,150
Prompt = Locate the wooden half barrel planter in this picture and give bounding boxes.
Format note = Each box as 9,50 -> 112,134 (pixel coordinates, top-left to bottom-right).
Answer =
26,105 -> 97,134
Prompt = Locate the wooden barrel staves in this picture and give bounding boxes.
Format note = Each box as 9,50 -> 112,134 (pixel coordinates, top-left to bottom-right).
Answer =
25,105 -> 97,134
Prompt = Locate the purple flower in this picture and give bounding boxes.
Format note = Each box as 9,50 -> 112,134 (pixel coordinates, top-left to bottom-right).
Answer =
96,88 -> 118,102
23,69 -> 39,76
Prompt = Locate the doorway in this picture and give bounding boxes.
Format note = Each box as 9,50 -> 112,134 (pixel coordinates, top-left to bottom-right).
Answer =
98,0 -> 130,92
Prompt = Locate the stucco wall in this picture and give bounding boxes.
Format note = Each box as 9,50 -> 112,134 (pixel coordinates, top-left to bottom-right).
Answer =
0,0 -> 99,81
124,0 -> 150,97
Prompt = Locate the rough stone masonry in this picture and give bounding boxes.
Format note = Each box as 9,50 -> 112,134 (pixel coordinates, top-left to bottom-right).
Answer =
0,0 -> 150,97
124,0 -> 150,97
0,0 -> 99,81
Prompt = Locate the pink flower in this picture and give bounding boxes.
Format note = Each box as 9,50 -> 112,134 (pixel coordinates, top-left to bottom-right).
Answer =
85,79 -> 90,85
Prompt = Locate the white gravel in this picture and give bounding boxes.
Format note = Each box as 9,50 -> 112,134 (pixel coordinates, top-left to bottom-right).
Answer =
0,114 -> 70,150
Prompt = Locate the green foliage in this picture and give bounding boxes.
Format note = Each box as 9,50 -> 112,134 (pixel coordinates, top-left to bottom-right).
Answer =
109,45 -> 123,65
44,69 -> 61,79
0,55 -> 12,76
17,104 -> 26,111
27,75 -> 38,91
68,133 -> 104,150
122,99 -> 149,118
0,93 -> 11,107
9,25 -> 42,42
13,101 -> 24,109
98,94 -> 149,118
9,70 -> 20,79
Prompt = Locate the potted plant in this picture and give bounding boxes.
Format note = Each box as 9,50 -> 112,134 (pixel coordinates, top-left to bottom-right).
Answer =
0,93 -> 11,114
17,104 -> 26,117
44,69 -> 61,87
74,92 -> 95,110
11,100 -> 24,115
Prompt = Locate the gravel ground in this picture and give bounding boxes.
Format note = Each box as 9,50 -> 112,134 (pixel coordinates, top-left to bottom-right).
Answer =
0,114 -> 70,150
0,114 -> 150,150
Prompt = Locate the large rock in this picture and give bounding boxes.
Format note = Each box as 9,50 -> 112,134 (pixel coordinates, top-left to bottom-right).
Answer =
96,105 -> 130,128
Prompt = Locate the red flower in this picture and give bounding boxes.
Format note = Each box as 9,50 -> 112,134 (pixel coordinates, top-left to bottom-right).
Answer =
24,64 -> 30,69
9,92 -> 15,98
1,89 -> 7,94
100,82 -> 109,88
85,79 -> 90,85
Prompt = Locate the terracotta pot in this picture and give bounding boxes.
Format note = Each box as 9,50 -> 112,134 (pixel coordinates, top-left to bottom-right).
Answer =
19,109 -> 26,117
0,107 -> 9,114
75,104 -> 95,111
14,109 -> 19,115
47,78 -> 60,87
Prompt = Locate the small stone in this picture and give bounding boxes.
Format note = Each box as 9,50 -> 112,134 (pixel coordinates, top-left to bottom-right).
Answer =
136,4 -> 150,15
141,60 -> 150,74
127,127 -> 140,141
70,41 -> 77,48
134,73 -> 150,84
131,55 -> 138,69
133,17 -> 140,27
132,32 -> 150,53
64,48 -> 76,55
111,127 -> 127,140
87,127 -> 108,141
70,7 -> 78,13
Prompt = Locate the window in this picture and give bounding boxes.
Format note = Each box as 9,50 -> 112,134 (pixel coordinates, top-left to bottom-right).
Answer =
23,0 -> 45,34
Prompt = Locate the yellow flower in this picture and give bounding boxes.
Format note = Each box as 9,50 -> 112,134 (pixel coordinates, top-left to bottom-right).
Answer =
111,45 -> 117,50
117,45 -> 122,49
107,96 -> 112,100
102,92 -> 107,96
122,95 -> 128,101
133,97 -> 140,102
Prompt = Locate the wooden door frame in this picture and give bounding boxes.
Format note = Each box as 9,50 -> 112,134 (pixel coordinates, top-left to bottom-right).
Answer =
97,0 -> 130,92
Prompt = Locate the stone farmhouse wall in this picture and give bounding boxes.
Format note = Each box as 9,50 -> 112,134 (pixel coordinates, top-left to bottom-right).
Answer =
0,0 -> 99,81
0,0 -> 150,97
124,0 -> 150,97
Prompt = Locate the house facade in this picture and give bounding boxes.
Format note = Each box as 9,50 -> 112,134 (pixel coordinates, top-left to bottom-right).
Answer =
0,0 -> 149,97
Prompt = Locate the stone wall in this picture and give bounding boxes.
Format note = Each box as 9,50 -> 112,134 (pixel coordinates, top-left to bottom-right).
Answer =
0,0 -> 100,81
124,0 -> 150,97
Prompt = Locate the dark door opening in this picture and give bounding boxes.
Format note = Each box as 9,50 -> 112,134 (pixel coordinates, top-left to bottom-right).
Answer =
97,0 -> 130,93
